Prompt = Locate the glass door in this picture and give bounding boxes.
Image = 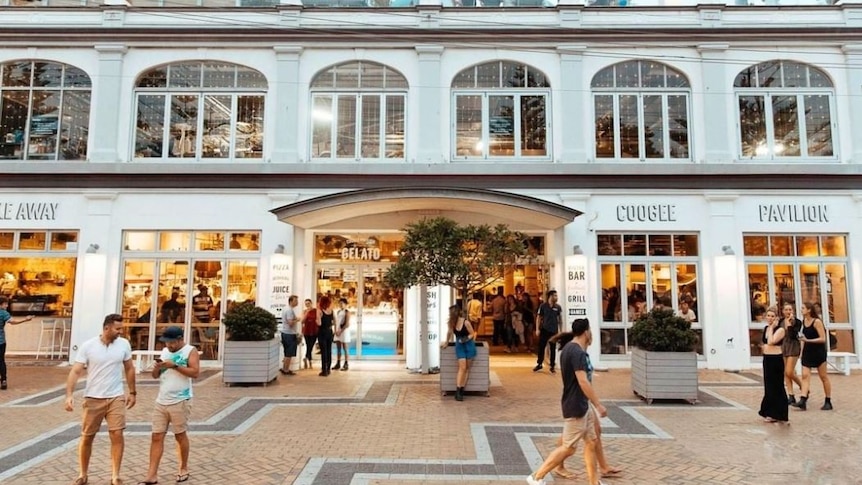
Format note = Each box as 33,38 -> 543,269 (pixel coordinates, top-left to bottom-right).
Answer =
316,264 -> 404,359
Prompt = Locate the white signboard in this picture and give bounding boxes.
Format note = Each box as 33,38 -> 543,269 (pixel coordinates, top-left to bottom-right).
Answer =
269,256 -> 292,319
565,256 -> 588,321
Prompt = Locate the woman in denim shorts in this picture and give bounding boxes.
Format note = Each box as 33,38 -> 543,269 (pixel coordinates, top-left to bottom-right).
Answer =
442,305 -> 476,401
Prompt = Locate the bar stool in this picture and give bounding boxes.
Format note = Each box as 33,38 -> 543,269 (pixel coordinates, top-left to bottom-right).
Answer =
36,319 -> 58,359
56,318 -> 72,358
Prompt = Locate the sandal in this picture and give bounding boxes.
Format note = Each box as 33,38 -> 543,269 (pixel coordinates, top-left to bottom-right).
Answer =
602,467 -> 622,477
551,468 -> 577,479
137,481 -> 159,485
176,473 -> 190,483
71,477 -> 88,485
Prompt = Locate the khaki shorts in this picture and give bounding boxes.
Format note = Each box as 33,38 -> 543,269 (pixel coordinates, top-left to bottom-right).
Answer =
561,405 -> 597,448
152,400 -> 192,434
81,397 -> 126,436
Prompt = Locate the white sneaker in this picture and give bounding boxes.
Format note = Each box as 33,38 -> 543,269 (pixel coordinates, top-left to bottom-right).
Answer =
526,475 -> 546,485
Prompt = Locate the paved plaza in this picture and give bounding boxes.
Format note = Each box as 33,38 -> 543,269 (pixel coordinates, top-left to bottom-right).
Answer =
0,355 -> 859,485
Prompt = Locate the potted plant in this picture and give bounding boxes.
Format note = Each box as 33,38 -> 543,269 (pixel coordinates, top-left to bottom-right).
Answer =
628,307 -> 699,404
221,302 -> 280,385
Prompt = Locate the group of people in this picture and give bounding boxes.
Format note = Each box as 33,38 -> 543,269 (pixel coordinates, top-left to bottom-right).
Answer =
64,315 -> 199,485
474,289 -> 539,354
759,302 -> 834,423
279,295 -> 353,377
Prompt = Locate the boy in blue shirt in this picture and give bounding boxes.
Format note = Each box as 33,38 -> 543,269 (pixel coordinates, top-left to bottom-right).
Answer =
0,296 -> 35,390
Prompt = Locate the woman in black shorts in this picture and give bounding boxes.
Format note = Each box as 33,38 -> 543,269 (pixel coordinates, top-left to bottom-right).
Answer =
792,302 -> 832,411
781,303 -> 803,405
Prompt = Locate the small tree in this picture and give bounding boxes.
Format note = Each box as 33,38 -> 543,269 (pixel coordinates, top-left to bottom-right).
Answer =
222,302 -> 278,341
384,217 -> 527,309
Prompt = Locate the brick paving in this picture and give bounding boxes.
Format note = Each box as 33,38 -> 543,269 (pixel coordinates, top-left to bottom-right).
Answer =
0,355 -> 859,485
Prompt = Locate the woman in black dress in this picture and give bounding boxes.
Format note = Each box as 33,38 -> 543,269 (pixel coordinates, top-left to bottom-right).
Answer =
316,296 -> 335,376
793,302 -> 833,411
759,307 -> 789,423
781,303 -> 803,405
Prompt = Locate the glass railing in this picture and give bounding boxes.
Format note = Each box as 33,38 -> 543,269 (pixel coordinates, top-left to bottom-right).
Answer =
0,0 -> 838,7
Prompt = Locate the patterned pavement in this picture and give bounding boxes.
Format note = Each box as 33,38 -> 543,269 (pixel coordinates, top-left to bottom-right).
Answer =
0,354 -> 859,485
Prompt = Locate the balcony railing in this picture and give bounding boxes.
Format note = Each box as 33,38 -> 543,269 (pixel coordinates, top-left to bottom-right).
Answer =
0,0 -> 839,7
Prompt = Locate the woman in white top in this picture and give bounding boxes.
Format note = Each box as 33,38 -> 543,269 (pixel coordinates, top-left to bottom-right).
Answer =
333,298 -> 351,371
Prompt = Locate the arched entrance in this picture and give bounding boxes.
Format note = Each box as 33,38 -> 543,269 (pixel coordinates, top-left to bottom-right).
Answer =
271,187 -> 581,361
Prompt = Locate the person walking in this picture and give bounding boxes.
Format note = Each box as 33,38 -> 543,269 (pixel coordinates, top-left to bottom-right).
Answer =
442,304 -> 476,401
333,298 -> 351,371
301,299 -> 318,370
316,296 -> 335,376
781,303 -> 803,405
0,296 -> 35,390
280,295 -> 300,375
64,314 -> 137,485
534,290 -> 562,373
137,326 -> 200,485
792,302 -> 833,411
506,294 -> 524,353
526,318 -> 607,485
759,307 -> 789,423
549,321 -> 622,481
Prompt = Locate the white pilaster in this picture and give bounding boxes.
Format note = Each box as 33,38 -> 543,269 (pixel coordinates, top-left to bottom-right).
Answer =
415,45 -> 445,164
89,45 -> 127,163
272,45 -> 303,163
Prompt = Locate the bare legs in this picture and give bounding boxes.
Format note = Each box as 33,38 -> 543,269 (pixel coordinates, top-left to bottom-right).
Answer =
108,429 -> 124,482
801,363 -> 831,398
553,418 -> 620,478
76,434 -> 95,481
532,439 -> 601,485
784,355 -> 802,397
456,358 -> 472,388
143,431 -> 190,483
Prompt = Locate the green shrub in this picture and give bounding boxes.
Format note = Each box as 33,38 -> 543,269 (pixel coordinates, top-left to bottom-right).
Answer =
629,308 -> 697,352
222,302 -> 277,341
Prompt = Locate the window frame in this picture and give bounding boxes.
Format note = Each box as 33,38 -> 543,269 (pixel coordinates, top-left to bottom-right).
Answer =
596,232 -> 703,358
0,60 -> 92,162
450,61 -> 551,161
592,91 -> 691,161
735,90 -> 836,160
591,60 -> 692,162
132,62 -> 267,162
309,91 -> 407,162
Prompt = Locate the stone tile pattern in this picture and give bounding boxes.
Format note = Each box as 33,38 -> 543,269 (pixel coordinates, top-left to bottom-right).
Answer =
0,360 -> 859,484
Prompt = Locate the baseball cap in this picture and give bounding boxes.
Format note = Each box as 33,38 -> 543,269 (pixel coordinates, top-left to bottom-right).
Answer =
159,326 -> 184,342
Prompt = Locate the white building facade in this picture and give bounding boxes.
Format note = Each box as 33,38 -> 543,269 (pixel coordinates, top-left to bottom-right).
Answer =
1,0 -> 860,371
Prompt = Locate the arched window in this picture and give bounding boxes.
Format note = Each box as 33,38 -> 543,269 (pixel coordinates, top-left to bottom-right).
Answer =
0,60 -> 91,161
451,61 -> 550,159
734,60 -> 834,159
592,60 -> 691,161
133,61 -> 267,160
310,61 -> 407,161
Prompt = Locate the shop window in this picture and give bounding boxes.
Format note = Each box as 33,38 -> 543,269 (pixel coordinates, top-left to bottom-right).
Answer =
228,232 -> 260,251
592,60 -> 691,161
120,230 -> 261,358
124,231 -> 157,251
744,234 -> 852,356
159,232 -> 191,252
50,231 -> 78,251
452,61 -> 550,160
18,231 -> 47,250
133,61 -> 266,161
0,60 -> 91,161
0,232 -> 14,250
735,60 -> 835,160
598,232 -> 702,356
310,61 -> 407,161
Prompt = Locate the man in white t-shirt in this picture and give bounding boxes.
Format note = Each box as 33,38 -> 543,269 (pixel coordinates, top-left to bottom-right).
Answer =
64,314 -> 136,485
139,326 -> 200,485
280,295 -> 301,375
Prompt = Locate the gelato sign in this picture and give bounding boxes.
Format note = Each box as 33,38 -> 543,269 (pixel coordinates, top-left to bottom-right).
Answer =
0,202 -> 59,221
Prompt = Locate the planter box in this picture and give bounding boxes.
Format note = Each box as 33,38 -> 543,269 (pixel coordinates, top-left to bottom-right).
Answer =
222,339 -> 280,385
631,348 -> 698,404
440,342 -> 490,397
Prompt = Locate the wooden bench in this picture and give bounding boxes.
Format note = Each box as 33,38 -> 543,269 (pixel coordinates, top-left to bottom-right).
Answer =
826,351 -> 856,376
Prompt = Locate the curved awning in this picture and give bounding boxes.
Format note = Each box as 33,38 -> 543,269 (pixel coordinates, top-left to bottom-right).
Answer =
270,187 -> 581,230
